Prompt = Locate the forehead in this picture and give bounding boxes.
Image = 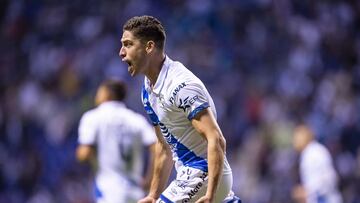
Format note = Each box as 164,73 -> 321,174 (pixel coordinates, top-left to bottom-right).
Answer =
121,30 -> 138,42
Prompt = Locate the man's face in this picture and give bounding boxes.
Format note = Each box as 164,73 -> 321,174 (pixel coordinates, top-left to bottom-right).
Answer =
292,127 -> 311,152
119,30 -> 147,77
95,86 -> 108,106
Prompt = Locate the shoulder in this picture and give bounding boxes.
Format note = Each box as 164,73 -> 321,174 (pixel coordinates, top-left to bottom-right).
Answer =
308,142 -> 329,154
168,60 -> 197,81
302,142 -> 331,162
121,107 -> 150,126
167,61 -> 204,92
78,108 -> 99,131
126,108 -> 146,120
80,108 -> 98,122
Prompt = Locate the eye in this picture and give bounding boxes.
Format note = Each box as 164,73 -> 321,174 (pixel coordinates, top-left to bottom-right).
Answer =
122,41 -> 133,48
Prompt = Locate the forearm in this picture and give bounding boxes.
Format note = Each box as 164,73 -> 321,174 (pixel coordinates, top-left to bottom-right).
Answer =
148,141 -> 173,199
206,136 -> 225,200
142,144 -> 156,191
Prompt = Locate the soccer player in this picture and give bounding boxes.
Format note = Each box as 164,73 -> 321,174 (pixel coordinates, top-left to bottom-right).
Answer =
119,15 -> 241,203
76,79 -> 157,203
292,125 -> 343,203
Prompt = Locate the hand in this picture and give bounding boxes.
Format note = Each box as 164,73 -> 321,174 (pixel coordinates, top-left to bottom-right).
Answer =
195,195 -> 213,203
137,196 -> 156,203
291,185 -> 306,203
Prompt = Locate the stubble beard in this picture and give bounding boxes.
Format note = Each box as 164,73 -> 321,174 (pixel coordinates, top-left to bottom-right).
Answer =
128,65 -> 135,76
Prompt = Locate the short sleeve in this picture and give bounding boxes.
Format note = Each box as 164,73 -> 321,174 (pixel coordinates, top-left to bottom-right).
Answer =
78,111 -> 98,145
137,115 -> 157,146
173,82 -> 210,120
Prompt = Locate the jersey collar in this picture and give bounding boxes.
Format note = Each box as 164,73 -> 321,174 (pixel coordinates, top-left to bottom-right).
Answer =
145,55 -> 171,95
99,101 -> 125,108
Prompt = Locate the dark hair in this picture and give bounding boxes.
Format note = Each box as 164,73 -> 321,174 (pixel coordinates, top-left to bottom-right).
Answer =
101,79 -> 127,101
123,15 -> 166,50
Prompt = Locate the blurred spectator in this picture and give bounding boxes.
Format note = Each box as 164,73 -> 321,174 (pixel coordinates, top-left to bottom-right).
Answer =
292,124 -> 342,203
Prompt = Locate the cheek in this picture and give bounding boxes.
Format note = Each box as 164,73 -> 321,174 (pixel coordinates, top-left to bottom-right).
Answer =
134,50 -> 146,64
126,49 -> 134,59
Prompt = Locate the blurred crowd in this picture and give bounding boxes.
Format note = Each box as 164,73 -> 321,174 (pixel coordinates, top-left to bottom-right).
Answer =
0,0 -> 359,202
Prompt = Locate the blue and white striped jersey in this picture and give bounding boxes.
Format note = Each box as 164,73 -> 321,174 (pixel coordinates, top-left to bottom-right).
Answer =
142,56 -> 232,174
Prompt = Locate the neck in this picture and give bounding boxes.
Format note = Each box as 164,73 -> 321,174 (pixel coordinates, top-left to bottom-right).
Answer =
145,52 -> 166,86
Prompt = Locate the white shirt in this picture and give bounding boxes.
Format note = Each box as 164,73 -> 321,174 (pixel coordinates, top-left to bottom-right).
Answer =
300,141 -> 342,203
142,56 -> 231,174
78,101 -> 156,186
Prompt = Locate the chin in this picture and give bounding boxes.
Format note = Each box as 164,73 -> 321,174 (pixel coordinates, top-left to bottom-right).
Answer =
129,70 -> 138,77
128,66 -> 136,77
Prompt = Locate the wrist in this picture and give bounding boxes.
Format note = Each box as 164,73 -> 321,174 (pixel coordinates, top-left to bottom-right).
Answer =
148,193 -> 159,200
205,192 -> 214,201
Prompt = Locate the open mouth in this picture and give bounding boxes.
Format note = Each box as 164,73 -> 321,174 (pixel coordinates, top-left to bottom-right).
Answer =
122,59 -> 135,75
127,61 -> 135,75
121,58 -> 131,66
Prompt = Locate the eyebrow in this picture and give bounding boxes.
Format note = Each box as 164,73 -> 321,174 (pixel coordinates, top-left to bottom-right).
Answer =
121,39 -> 130,43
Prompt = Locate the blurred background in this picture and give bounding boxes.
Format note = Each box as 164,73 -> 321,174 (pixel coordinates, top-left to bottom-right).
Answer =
0,0 -> 359,202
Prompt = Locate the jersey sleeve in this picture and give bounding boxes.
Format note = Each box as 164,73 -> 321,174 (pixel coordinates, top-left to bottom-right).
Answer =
78,111 -> 98,145
173,82 -> 210,120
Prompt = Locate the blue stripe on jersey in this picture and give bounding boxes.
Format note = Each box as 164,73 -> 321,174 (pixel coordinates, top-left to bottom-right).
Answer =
317,194 -> 326,203
160,194 -> 174,203
141,85 -> 208,172
187,102 -> 209,120
224,196 -> 242,203
142,85 -> 160,126
94,182 -> 103,199
159,123 -> 208,172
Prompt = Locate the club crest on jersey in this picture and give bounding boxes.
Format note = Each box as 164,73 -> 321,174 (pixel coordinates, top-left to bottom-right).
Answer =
169,82 -> 187,104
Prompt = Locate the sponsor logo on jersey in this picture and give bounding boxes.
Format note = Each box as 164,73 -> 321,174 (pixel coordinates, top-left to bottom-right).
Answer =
169,82 -> 187,104
178,95 -> 199,112
181,172 -> 208,203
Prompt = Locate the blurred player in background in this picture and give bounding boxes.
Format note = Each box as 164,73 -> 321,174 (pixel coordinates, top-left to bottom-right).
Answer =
76,79 -> 157,203
292,125 -> 343,203
119,15 -> 241,203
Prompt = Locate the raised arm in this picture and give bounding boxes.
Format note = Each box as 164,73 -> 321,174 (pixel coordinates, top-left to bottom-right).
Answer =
191,108 -> 226,203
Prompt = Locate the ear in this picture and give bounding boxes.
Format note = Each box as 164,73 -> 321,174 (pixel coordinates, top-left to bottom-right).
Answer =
145,41 -> 155,54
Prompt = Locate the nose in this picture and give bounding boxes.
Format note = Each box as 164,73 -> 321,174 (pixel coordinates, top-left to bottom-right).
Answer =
119,47 -> 126,58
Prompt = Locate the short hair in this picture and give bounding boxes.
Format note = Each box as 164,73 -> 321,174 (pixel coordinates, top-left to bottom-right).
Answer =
123,15 -> 166,50
100,79 -> 127,101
